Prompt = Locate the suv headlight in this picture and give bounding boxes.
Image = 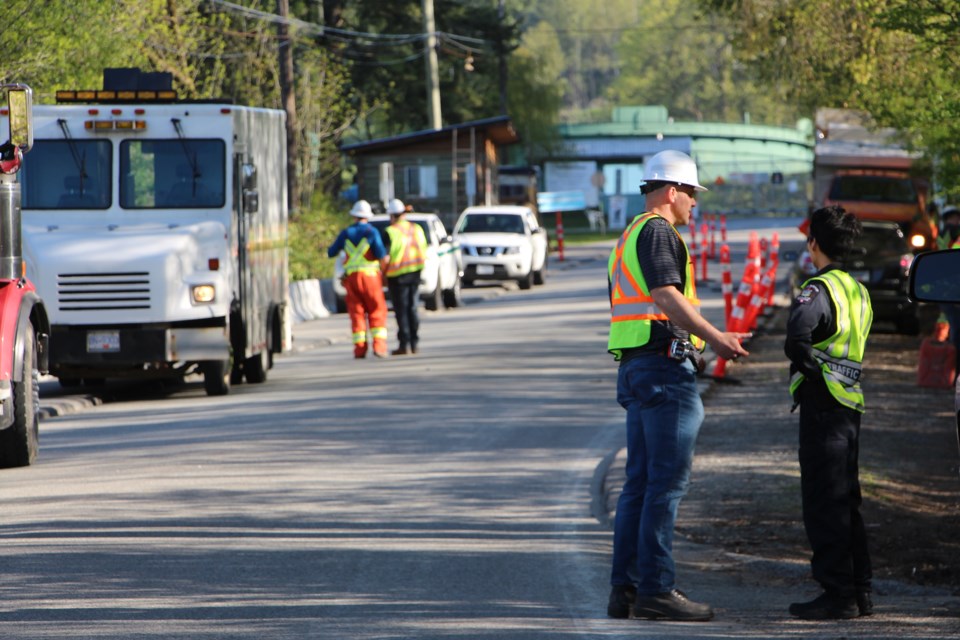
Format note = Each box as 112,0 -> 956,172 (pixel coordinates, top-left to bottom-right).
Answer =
503,246 -> 521,255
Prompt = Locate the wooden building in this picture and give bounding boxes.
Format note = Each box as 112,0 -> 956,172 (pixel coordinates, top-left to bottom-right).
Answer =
341,116 -> 519,226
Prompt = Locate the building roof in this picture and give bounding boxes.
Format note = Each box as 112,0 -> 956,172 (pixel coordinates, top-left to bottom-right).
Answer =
341,115 -> 519,154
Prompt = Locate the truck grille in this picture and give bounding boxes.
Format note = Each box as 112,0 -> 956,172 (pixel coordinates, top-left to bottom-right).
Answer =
57,272 -> 152,311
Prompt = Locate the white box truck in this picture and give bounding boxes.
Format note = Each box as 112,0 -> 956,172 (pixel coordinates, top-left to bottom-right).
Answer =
14,69 -> 289,396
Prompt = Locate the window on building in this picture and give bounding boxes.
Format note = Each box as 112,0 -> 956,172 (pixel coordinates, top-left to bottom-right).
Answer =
405,165 -> 438,198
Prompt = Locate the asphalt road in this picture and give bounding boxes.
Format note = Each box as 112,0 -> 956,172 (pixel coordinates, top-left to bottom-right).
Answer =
7,217 -> 954,639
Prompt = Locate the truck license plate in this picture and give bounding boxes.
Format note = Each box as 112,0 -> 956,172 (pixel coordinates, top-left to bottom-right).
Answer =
476,265 -> 494,275
87,331 -> 120,353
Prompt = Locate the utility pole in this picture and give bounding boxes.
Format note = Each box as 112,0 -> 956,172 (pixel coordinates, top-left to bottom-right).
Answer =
498,0 -> 507,115
422,0 -> 441,130
277,0 -> 300,214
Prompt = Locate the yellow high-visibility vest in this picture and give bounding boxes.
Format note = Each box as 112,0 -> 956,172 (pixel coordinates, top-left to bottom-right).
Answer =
789,269 -> 873,412
608,212 -> 704,360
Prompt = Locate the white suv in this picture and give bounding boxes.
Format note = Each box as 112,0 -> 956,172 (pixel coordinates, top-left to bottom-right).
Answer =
333,213 -> 463,312
454,205 -> 548,290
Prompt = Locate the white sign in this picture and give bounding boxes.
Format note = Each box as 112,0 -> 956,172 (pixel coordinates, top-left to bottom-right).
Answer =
608,195 -> 628,230
544,161 -> 598,207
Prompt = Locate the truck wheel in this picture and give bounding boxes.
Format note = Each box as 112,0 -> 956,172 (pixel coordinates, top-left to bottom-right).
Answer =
518,270 -> 533,290
245,349 -> 269,384
442,276 -> 462,309
201,360 -> 231,396
533,256 -> 547,285
0,324 -> 39,468
425,280 -> 442,311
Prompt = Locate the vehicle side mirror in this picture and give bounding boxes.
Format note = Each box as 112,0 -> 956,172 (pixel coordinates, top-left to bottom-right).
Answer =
6,85 -> 33,152
242,163 -> 257,191
241,163 -> 258,213
908,249 -> 960,303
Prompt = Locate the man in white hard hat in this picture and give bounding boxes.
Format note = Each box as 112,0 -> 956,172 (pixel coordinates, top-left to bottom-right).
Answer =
384,198 -> 428,355
327,199 -> 390,358
607,150 -> 750,622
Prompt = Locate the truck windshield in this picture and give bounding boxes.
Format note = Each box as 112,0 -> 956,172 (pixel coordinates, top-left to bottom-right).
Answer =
20,140 -> 112,209
829,175 -> 918,204
120,139 -> 226,209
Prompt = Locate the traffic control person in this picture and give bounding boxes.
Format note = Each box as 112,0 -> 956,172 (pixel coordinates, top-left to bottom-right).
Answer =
327,200 -> 389,358
385,198 -> 427,355
785,205 -> 874,620
606,150 -> 750,623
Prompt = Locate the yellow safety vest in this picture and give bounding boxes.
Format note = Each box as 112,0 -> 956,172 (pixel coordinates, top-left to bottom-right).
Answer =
342,236 -> 381,275
608,212 -> 704,360
789,269 -> 873,412
386,219 -> 427,277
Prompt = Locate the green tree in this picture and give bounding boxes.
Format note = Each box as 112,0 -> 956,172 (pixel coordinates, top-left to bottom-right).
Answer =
703,0 -> 960,196
506,20 -> 565,162
607,0 -> 799,124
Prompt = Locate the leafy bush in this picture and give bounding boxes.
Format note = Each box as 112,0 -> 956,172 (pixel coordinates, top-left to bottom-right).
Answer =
288,193 -> 351,281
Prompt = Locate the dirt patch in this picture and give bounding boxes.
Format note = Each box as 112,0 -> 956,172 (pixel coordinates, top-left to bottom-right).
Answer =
679,305 -> 960,592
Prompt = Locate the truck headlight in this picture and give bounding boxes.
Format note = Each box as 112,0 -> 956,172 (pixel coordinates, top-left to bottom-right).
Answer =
191,284 -> 216,303
504,246 -> 521,255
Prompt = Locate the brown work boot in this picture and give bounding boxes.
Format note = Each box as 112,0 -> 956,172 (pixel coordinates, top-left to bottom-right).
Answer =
392,346 -> 410,356
353,344 -> 367,359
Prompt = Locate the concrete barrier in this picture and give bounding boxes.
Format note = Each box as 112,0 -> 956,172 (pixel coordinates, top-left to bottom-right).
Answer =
289,279 -> 337,322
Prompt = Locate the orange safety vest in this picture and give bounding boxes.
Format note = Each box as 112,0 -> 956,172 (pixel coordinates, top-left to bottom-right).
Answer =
608,212 -> 704,360
386,219 -> 427,277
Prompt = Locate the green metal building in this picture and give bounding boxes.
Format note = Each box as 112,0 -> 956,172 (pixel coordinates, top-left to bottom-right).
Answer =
548,106 -> 814,228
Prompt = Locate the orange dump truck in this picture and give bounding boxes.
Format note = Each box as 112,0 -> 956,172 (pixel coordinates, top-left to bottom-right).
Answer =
812,108 -> 936,251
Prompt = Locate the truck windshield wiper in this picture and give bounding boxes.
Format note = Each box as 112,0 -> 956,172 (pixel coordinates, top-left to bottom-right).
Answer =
171,118 -> 201,197
57,119 -> 87,194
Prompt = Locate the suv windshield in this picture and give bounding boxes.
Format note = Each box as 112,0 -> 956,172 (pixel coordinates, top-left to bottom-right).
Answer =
829,175 -> 917,204
457,213 -> 524,234
120,139 -> 226,208
21,140 -> 112,209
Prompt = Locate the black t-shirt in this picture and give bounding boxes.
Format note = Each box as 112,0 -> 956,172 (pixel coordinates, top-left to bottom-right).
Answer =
618,216 -> 691,363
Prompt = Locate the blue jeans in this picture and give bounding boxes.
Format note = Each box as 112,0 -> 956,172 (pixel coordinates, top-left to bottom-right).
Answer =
611,355 -> 704,595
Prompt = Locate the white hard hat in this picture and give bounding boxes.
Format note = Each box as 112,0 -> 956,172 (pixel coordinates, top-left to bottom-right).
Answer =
386,198 -> 406,215
350,199 -> 373,218
642,150 -> 708,192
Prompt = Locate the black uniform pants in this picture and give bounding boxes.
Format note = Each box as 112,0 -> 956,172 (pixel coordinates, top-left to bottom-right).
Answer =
388,273 -> 420,349
797,381 -> 872,597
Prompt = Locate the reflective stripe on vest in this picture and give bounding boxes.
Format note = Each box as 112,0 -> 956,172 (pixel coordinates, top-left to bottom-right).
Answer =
343,237 -> 380,275
788,269 -> 873,412
386,220 -> 427,277
607,212 -> 704,360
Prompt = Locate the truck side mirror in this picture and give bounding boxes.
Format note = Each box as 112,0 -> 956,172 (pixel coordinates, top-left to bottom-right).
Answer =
6,85 -> 33,152
242,163 -> 257,191
241,162 -> 258,213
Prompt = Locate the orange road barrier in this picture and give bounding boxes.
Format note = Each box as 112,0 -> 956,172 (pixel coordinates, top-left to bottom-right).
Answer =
720,214 -> 727,243
720,244 -> 732,328
555,212 -> 565,262
708,213 -> 717,260
767,233 -> 780,306
700,223 -> 709,282
713,233 -> 759,379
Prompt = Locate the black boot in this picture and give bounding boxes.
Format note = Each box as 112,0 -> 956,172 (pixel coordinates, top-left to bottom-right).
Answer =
788,592 -> 858,620
856,589 -> 873,617
631,589 -> 714,622
607,584 -> 636,619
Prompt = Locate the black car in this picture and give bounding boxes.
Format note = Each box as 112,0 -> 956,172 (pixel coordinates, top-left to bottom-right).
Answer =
791,220 -> 919,333
842,220 -> 920,334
